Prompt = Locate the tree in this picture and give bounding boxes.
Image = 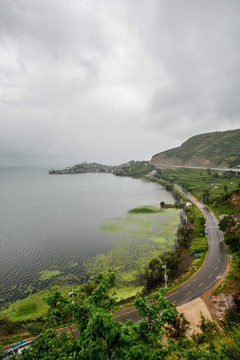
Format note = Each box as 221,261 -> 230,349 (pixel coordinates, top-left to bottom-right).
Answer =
141,258 -> 165,291
43,290 -> 69,326
23,321 -> 45,336
202,188 -> 210,203
165,312 -> 190,339
161,251 -> 181,275
219,215 -> 235,234
20,329 -> 74,360
225,230 -> 240,253
20,270 -> 177,360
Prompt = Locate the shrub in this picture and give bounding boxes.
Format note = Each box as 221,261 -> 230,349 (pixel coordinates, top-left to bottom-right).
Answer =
189,237 -> 208,255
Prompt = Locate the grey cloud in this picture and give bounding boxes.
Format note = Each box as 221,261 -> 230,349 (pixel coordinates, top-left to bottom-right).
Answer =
0,0 -> 239,166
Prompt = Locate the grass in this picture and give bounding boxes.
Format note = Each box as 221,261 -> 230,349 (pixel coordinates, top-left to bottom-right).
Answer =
111,286 -> 144,302
0,284 -> 77,321
0,291 -> 50,321
14,303 -> 37,317
214,253 -> 240,295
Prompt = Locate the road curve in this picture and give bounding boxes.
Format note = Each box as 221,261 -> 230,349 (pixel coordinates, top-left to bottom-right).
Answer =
114,192 -> 228,322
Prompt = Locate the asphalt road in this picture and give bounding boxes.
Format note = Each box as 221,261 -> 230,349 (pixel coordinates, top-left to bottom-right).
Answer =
151,162 -> 240,173
114,194 -> 228,323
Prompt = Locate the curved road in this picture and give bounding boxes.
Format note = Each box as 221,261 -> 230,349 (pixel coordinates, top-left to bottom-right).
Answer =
114,193 -> 228,322
151,162 -> 240,173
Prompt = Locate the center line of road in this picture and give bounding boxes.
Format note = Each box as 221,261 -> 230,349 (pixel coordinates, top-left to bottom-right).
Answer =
215,266 -> 218,271
114,309 -> 137,319
185,291 -> 192,296
166,290 -> 179,299
193,278 -> 197,282
208,274 -> 212,279
199,282 -> 204,287
218,259 -> 220,263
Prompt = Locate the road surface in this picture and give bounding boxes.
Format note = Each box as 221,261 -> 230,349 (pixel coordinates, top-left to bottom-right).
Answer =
151,163 -> 240,173
114,192 -> 228,322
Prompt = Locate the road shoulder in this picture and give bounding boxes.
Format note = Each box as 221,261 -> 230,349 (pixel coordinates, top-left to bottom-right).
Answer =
177,297 -> 212,335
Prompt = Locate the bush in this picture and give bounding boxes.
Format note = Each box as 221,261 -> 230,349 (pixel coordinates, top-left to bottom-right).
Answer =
189,237 -> 208,255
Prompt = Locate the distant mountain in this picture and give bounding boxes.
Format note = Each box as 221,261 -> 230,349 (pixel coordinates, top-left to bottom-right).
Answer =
151,129 -> 240,168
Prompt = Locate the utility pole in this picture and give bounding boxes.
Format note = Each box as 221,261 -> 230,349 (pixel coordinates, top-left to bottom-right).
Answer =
163,262 -> 168,288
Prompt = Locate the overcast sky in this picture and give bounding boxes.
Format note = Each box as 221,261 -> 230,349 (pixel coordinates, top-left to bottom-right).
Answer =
1,0 -> 239,167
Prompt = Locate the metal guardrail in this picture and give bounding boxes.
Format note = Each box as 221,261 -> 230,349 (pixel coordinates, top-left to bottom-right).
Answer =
1,340 -> 33,360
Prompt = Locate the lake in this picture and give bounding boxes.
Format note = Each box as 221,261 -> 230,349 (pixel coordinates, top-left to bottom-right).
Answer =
0,167 -> 179,304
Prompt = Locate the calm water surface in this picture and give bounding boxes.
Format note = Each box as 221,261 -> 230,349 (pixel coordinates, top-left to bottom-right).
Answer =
0,167 -> 178,304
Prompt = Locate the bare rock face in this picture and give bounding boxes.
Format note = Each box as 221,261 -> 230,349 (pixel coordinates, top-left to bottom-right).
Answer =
151,153 -> 216,168
151,154 -> 184,166
210,294 -> 235,320
229,191 -> 240,211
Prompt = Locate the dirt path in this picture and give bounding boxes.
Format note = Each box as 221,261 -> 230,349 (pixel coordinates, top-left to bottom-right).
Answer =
177,297 -> 212,335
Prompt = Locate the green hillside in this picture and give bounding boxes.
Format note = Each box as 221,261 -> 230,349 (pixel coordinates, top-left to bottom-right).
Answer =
151,129 -> 240,168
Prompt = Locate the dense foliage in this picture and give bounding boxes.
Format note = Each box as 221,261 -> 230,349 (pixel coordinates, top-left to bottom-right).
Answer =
116,161 -> 155,177
6,270 -> 240,360
18,270 -> 179,359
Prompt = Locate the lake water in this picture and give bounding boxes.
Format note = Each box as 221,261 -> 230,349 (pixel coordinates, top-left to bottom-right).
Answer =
0,167 -> 179,304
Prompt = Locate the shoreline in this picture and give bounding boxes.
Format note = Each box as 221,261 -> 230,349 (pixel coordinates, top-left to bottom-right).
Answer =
0,175 -> 191,321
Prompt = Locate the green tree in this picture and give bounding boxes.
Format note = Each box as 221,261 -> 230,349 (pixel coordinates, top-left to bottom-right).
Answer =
219,215 -> 235,234
20,329 -> 74,360
23,321 -> 45,336
225,231 -> 240,253
20,270 -> 177,360
141,258 -> 164,291
44,290 -> 69,326
202,188 -> 210,203
165,312 -> 190,339
160,251 -> 181,275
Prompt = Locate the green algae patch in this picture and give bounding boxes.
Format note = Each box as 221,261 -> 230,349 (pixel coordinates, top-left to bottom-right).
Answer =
39,270 -> 61,281
69,262 -> 78,268
128,205 -> 163,214
85,207 -> 180,296
111,286 -> 144,302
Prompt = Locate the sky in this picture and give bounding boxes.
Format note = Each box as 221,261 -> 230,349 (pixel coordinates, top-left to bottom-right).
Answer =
0,0 -> 240,167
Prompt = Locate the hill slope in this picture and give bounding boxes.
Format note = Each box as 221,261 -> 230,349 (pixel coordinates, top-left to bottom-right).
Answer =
151,129 -> 240,168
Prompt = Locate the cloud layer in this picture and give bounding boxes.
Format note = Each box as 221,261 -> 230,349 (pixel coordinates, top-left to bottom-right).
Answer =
0,0 -> 239,166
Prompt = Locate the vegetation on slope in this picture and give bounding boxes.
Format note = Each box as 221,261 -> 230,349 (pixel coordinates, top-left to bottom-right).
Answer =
152,128 -> 240,167
115,160 -> 155,177
155,167 -> 240,212
7,270 -> 240,360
